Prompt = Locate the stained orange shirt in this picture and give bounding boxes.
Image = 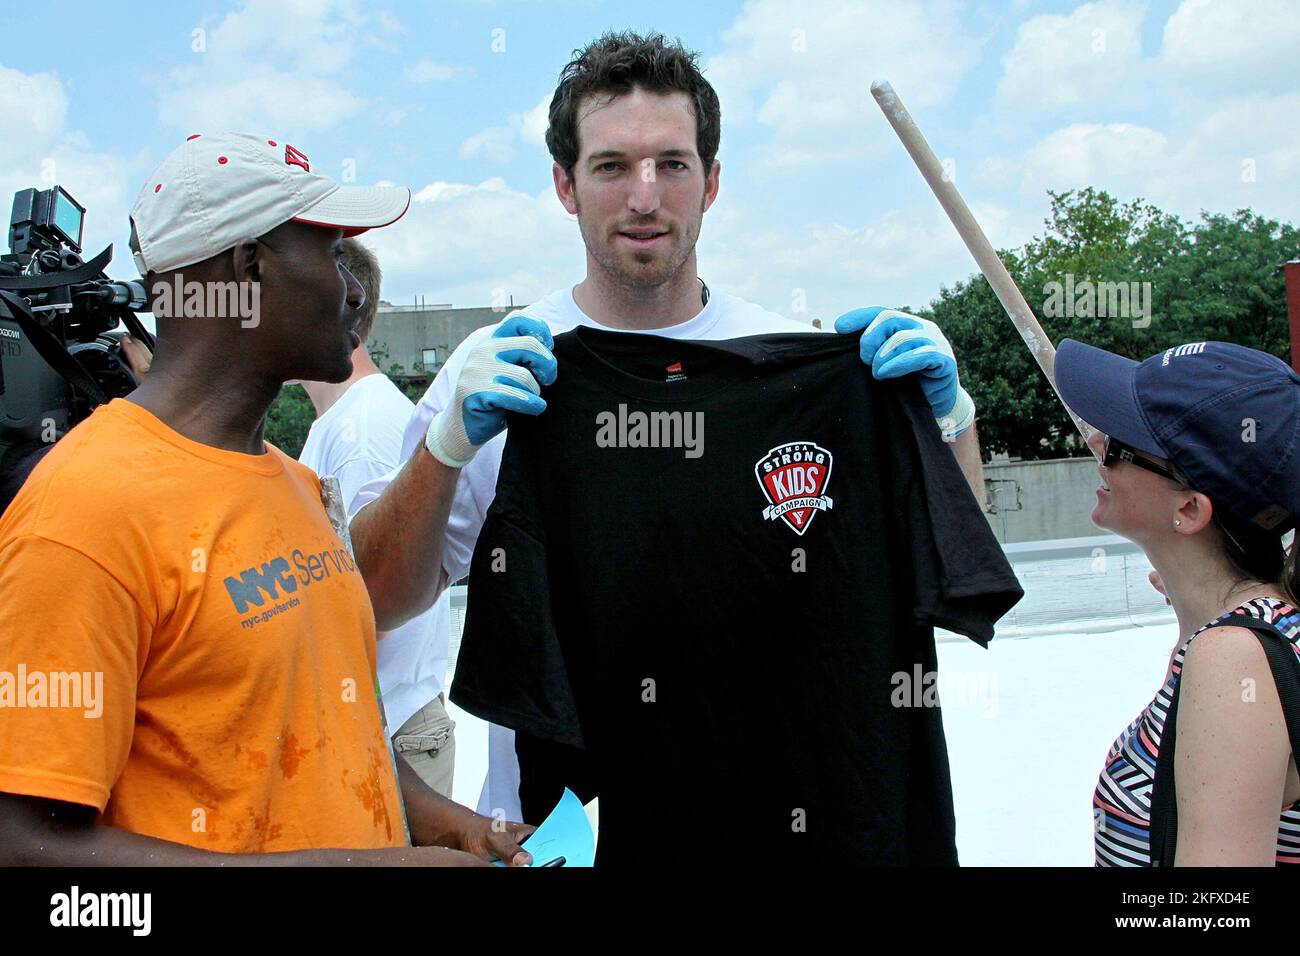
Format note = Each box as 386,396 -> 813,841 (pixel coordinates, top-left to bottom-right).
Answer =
0,399 -> 405,853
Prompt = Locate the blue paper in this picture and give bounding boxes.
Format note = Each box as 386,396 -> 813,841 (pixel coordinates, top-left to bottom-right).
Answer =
493,787 -> 595,867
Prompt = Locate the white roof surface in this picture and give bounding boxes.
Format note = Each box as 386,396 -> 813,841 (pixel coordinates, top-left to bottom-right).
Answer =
446,615 -> 1182,866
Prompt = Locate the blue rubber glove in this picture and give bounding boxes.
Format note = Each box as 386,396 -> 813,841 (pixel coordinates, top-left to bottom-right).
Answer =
834,306 -> 975,441
424,313 -> 558,467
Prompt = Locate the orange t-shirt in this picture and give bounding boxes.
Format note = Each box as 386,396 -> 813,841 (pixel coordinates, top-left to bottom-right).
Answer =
0,399 -> 405,853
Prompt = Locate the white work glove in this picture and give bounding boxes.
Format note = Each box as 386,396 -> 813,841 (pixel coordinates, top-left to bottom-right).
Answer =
424,314 -> 557,467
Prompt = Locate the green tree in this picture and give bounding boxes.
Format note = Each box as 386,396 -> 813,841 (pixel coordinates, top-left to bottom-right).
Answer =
932,188 -> 1298,460
1158,210 -> 1299,361
263,383 -> 316,459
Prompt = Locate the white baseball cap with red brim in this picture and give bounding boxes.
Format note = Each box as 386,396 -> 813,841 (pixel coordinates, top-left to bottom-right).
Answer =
129,131 -> 411,275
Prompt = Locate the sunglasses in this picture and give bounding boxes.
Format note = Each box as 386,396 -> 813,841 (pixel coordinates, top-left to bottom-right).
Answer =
1103,435 -> 1188,485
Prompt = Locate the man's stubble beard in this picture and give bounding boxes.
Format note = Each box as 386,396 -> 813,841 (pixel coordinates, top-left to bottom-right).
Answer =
575,190 -> 704,293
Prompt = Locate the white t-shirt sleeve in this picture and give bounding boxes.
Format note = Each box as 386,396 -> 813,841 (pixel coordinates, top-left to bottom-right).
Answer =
347,333 -> 469,523
331,456 -> 396,514
441,436 -> 506,584
348,324 -> 505,587
348,388 -> 440,523
349,461 -> 398,523
296,377 -> 412,510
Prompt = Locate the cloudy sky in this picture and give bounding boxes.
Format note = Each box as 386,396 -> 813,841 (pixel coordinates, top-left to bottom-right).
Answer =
3,0 -> 1296,323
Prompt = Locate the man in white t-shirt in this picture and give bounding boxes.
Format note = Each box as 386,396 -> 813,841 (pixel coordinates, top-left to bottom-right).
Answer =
298,239 -> 455,797
349,31 -> 987,821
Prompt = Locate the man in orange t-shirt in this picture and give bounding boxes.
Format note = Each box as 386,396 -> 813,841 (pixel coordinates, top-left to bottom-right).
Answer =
0,133 -> 534,865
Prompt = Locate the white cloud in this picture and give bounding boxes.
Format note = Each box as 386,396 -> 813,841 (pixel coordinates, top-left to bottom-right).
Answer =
404,59 -> 474,83
984,92 -> 1300,225
0,64 -> 138,271
458,93 -> 551,163
197,0 -> 363,71
706,0 -> 982,171
1159,0 -> 1300,92
995,0 -> 1297,117
1001,122 -> 1170,197
0,66 -> 67,141
360,176 -> 584,308
158,65 -> 366,136
996,0 -> 1148,112
700,197 -> 1025,320
1172,93 -> 1300,218
155,0 -> 375,136
458,126 -> 516,163
519,95 -> 550,146
981,0 -> 1300,230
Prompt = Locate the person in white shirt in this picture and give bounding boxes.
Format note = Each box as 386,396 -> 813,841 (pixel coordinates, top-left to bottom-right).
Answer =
298,239 -> 455,798
349,31 -> 987,822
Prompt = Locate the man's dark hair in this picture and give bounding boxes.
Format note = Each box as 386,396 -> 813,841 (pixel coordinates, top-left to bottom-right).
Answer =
339,238 -> 382,343
546,31 -> 721,180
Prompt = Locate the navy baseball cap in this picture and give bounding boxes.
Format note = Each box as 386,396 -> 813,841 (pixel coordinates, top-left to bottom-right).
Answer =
1056,339 -> 1300,534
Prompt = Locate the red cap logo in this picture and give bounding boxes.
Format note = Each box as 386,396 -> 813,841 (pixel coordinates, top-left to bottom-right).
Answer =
284,144 -> 310,172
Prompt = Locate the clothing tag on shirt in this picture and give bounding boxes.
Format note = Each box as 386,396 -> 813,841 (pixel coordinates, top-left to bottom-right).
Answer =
664,360 -> 687,383
319,475 -> 354,559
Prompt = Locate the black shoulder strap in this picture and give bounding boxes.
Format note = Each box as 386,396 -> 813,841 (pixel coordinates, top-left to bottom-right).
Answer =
0,289 -> 107,406
1148,671 -> 1182,866
1148,610 -> 1300,866
0,245 -> 113,290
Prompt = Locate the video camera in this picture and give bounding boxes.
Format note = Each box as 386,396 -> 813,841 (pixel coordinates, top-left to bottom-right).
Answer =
0,185 -> 153,478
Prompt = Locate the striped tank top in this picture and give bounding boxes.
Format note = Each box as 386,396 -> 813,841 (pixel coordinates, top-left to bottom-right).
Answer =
1094,596 -> 1300,866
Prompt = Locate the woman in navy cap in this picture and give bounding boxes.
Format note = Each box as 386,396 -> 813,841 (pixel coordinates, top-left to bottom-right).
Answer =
1055,338 -> 1300,866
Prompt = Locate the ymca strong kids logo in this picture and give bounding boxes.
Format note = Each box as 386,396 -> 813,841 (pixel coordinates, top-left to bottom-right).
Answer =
755,441 -> 834,536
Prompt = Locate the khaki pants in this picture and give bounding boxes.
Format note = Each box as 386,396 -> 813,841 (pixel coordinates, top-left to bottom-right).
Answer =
391,694 -> 456,798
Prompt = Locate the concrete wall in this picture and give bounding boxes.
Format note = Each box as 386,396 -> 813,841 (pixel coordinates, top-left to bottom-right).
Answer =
368,305 -> 503,377
989,535 -> 1172,636
983,455 -> 1101,543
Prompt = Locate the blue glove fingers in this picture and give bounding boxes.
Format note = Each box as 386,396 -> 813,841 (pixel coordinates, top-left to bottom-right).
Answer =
832,305 -> 894,335
836,306 -> 967,424
863,317 -> 924,369
494,345 -> 558,387
876,347 -> 958,417
461,387 -> 548,446
493,315 -> 553,350
835,309 -> 924,369
872,340 -> 946,379
481,385 -> 548,417
488,316 -> 548,345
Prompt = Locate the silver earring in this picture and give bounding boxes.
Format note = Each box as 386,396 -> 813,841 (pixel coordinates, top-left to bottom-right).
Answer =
1174,519 -> 1182,527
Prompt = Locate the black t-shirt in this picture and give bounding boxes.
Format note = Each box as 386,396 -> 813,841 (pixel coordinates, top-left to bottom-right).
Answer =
451,326 -> 1022,865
